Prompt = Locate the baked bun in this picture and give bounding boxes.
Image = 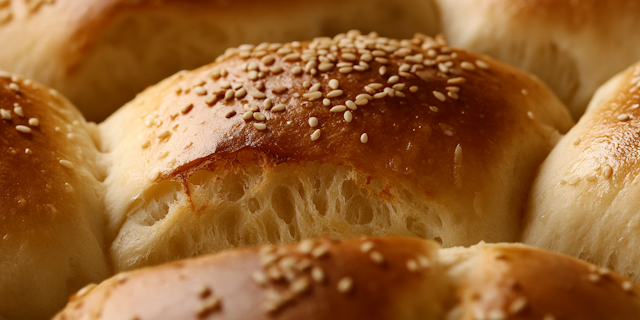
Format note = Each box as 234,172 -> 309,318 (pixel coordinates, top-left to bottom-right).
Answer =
99,32 -> 573,272
0,73 -> 110,319
522,61 -> 640,283
435,0 -> 640,119
0,0 -> 440,121
54,237 -> 640,320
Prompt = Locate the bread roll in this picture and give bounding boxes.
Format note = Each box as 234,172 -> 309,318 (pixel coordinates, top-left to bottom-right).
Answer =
99,32 -> 574,272
54,237 -> 640,320
0,0 -> 440,121
522,61 -> 640,283
435,0 -> 640,119
0,73 -> 110,320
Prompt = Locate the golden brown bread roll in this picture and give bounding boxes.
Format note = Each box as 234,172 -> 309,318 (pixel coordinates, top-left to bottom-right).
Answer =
0,72 -> 110,320
435,0 -> 640,119
0,0 -> 440,121
99,32 -> 573,272
55,237 -> 640,320
522,61 -> 640,283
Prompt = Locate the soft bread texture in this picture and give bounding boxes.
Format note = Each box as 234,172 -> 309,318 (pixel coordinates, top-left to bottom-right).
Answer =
0,0 -> 440,121
99,32 -> 574,272
522,62 -> 640,283
54,237 -> 640,320
0,72 -> 110,320
435,0 -> 640,119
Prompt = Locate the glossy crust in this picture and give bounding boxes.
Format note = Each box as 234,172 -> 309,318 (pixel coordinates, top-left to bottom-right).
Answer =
0,0 -> 440,120
0,73 -> 110,320
436,0 -> 640,119
522,61 -> 640,283
100,32 -> 573,271
54,237 -> 640,320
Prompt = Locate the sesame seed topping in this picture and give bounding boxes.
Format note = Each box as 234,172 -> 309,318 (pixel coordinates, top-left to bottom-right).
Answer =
360,241 -> 374,252
224,89 -> 234,100
543,315 -> 556,320
311,244 -> 330,258
360,133 -> 369,143
339,67 -> 353,74
263,99 -> 272,110
406,259 -> 419,272
603,165 -> 613,178
309,83 -> 322,92
368,83 -> 383,90
356,93 -> 373,100
235,87 -> 247,98
141,141 -> 150,148
618,114 -> 630,121
303,91 -> 323,101
13,106 -> 23,117
16,125 -> 31,133
205,95 -> 217,105
337,277 -> 354,293
253,112 -> 266,121
410,86 -> 418,93
308,117 -> 318,127
486,309 -> 506,320
311,129 -> 321,141
181,103 -> 194,114
9,82 -> 20,91
318,63 -> 335,72
476,60 -> 490,69
303,81 -> 311,89
433,91 -> 446,101
508,297 -> 527,314
292,66 -> 303,75
344,111 -> 353,122
59,160 -> 74,169
0,109 -> 10,120
327,90 -> 344,98
242,111 -> 253,121
194,86 -> 206,95
329,79 -> 340,90
297,239 -> 316,254
224,110 -> 236,118
272,104 -> 286,112
587,273 -> 601,283
448,77 -> 466,84
379,66 -> 387,76
573,138 -> 581,145
342,53 -> 357,61
460,61 -> 476,70
290,277 -> 311,295
447,92 -> 459,100
369,251 -> 385,264
251,91 -> 266,99
623,281 -> 633,292
387,75 -> 399,84
196,296 -> 220,318
75,284 -> 97,298
157,130 -> 171,140
311,267 -> 325,283
345,100 -> 357,110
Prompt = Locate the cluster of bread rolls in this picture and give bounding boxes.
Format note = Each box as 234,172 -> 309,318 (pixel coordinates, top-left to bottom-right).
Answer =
2,1 -> 640,320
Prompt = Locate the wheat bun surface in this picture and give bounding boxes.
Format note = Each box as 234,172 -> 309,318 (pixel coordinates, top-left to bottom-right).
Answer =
436,0 -> 640,119
522,61 -> 640,283
0,0 -> 440,120
0,72 -> 110,320
99,32 -> 573,272
55,237 -> 640,320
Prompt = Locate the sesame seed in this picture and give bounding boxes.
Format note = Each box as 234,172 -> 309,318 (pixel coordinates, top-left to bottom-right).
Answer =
311,129 -> 321,141
199,285 -> 212,298
224,89 -> 234,100
329,79 -> 340,90
461,61 -> 476,70
372,50 -> 385,57
16,125 -> 31,133
393,83 -> 406,91
311,267 -> 325,283
486,309 -> 506,320
360,133 -> 369,143
384,88 -> 395,97
297,239 -> 316,254
356,93 -> 373,100
253,112 -> 266,121
337,277 -> 354,293
205,95 -> 217,105
603,165 -> 613,178
623,281 -> 633,292
254,123 -> 267,130
387,75 -> 399,84
368,83 -> 383,90
292,66 -> 303,75
438,63 -> 449,73
406,259 -> 419,272
181,103 -> 194,114
618,114 -> 630,121
337,62 -> 353,68
311,244 -> 330,258
339,67 -> 353,74
318,63 -> 335,71
342,53 -> 357,61
272,104 -> 286,112
598,267 -> 610,275
447,92 -> 459,100
13,106 -> 23,117
345,100 -> 357,110
588,273 -> 601,283
445,86 -> 459,93
303,91 -> 323,101
0,109 -> 10,120
399,64 -> 411,73
225,110 -> 236,118
323,98 -> 331,106
242,111 -> 253,121
308,117 -> 318,127
417,256 -> 431,268
327,90 -> 344,98
263,99 -> 272,110
261,55 -> 275,65
250,91 -> 266,99
59,160 -> 74,169
194,86 -> 206,95
543,315 -> 556,320
448,77 -> 466,84
410,86 -> 418,93
157,130 -> 171,139
379,66 -> 387,75
373,92 -> 387,99
508,297 -> 527,314
284,53 -> 301,61
360,241 -> 374,252
271,66 -> 284,74
476,60 -> 490,69
344,111 -> 353,122
433,91 -> 446,101
375,57 -> 389,64
290,277 -> 311,295
219,80 -> 231,89
9,82 -> 20,91
521,89 -> 528,95
369,251 -> 385,264
309,83 -> 322,92
75,284 -> 97,298
235,87 -> 247,98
